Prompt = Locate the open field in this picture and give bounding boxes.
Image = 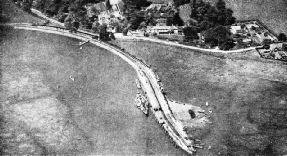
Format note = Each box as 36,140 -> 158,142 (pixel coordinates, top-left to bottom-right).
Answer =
111,39 -> 287,155
208,0 -> 287,34
179,0 -> 287,34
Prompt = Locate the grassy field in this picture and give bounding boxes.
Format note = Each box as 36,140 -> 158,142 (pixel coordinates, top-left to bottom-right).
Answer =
111,39 -> 287,156
207,0 -> 287,34
179,0 -> 287,34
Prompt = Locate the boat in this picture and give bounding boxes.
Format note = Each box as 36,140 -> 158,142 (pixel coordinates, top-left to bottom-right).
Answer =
135,93 -> 149,116
135,79 -> 141,89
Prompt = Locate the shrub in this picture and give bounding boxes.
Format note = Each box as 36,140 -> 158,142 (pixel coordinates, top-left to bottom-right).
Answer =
278,33 -> 287,42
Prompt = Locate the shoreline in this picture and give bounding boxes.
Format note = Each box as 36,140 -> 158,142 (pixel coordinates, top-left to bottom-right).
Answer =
10,24 -> 197,155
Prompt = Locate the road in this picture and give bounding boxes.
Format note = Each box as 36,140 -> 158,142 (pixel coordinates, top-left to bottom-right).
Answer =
113,33 -> 257,54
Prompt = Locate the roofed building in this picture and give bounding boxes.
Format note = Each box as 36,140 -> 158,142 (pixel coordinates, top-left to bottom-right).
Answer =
147,26 -> 179,35
147,0 -> 173,4
86,0 -> 124,25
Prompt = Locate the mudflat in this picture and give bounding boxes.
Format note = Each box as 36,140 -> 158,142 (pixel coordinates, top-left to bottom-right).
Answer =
111,39 -> 287,156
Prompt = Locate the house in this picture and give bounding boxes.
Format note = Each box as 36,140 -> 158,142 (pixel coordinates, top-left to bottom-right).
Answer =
147,0 -> 173,4
254,33 -> 274,44
269,43 -> 283,51
147,26 -> 179,35
236,29 -> 247,35
245,23 -> 259,31
242,38 -> 252,43
110,0 -> 124,15
261,38 -> 273,46
86,0 -> 124,25
156,18 -> 167,26
230,25 -> 241,34
283,43 -> 287,51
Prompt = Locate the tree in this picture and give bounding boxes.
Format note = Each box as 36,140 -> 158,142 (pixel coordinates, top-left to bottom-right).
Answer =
204,25 -> 231,48
225,8 -> 236,25
174,0 -> 190,7
99,23 -> 109,40
219,38 -> 235,50
183,26 -> 199,41
190,0 -> 197,8
122,28 -> 129,36
139,21 -> 147,31
198,20 -> 212,31
105,0 -> 112,10
187,18 -> 198,27
213,25 -> 231,43
205,6 -> 218,24
203,28 -> 218,47
122,0 -> 151,10
172,12 -> 184,26
166,18 -> 173,26
190,8 -> 198,20
64,15 -> 73,30
21,0 -> 34,12
92,21 -> 100,33
216,0 -> 226,11
278,33 -> 287,42
128,12 -> 145,30
73,21 -> 80,31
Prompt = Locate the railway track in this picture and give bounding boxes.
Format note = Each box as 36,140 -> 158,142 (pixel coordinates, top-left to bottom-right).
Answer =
9,24 -> 197,155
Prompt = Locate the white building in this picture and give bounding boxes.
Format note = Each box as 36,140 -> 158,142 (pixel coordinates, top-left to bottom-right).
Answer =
85,0 -> 124,25
230,25 -> 241,34
147,26 -> 179,35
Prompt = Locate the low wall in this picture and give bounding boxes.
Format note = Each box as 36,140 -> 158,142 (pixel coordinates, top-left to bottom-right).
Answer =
237,19 -> 278,38
157,34 -> 185,42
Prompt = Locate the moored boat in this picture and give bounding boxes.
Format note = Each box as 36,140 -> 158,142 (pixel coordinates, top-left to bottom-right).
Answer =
135,93 -> 149,116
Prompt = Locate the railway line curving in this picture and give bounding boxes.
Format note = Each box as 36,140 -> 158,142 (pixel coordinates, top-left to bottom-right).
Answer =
7,24 -> 197,155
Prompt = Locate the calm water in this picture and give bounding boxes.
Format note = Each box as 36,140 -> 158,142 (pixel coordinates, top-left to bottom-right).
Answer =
1,29 -> 187,155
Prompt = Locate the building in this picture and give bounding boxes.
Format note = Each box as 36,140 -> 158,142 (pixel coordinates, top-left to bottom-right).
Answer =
230,25 -> 241,34
147,26 -> 179,35
242,38 -> 252,43
283,43 -> 287,51
110,0 -> 124,15
85,0 -> 124,25
254,33 -> 274,45
269,42 -> 284,51
147,0 -> 173,4
156,18 -> 167,26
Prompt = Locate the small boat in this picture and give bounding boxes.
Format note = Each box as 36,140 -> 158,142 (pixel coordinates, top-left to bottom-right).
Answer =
135,79 -> 141,89
135,93 -> 149,116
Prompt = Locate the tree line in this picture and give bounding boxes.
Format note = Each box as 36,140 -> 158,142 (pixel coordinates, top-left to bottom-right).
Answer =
182,0 -> 237,50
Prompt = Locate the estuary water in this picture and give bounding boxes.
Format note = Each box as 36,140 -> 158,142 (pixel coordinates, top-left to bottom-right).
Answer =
1,28 -> 187,155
